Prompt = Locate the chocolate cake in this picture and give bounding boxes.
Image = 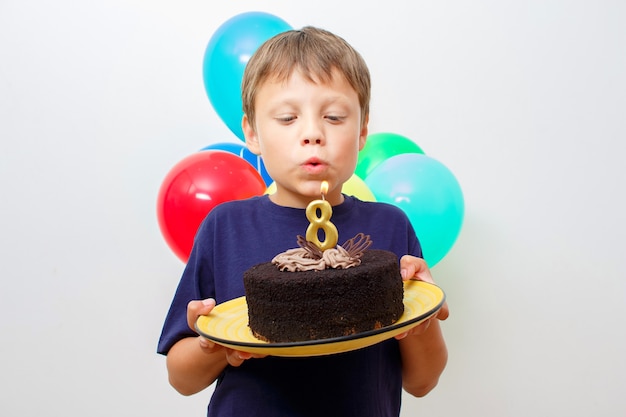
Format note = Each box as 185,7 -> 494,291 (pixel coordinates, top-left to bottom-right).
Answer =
243,238 -> 404,343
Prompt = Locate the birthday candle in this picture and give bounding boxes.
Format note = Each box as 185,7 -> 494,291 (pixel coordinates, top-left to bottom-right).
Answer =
305,181 -> 339,251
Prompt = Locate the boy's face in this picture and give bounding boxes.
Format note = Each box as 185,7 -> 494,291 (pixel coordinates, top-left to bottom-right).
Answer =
244,68 -> 368,208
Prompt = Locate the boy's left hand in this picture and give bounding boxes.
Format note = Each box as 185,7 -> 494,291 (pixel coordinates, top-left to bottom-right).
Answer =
395,255 -> 449,339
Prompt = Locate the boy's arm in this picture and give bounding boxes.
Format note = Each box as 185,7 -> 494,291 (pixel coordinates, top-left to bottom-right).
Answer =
396,255 -> 450,397
397,313 -> 448,396
166,335 -> 229,395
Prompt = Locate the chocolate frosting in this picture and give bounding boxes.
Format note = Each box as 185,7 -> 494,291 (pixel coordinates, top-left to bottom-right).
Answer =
271,233 -> 372,272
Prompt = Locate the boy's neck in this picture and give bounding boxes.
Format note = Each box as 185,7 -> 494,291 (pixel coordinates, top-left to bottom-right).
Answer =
268,190 -> 345,208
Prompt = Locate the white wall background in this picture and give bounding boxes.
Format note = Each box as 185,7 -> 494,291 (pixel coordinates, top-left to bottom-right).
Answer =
1,0 -> 624,415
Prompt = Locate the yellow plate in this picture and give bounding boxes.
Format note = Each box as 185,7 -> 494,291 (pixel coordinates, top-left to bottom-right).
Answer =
195,280 -> 445,357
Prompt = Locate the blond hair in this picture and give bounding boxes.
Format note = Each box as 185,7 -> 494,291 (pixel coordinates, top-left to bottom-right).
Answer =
241,26 -> 371,130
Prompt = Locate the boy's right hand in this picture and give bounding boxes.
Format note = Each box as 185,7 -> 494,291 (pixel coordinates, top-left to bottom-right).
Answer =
186,298 -> 267,367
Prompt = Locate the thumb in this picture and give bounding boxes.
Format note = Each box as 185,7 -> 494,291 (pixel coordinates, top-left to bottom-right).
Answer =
187,298 -> 216,330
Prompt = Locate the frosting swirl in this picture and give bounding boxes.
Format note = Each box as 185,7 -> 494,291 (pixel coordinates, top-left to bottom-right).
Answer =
271,233 -> 372,272
272,248 -> 328,272
322,246 -> 358,269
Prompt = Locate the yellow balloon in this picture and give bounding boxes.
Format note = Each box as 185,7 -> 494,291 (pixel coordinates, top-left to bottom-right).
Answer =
343,174 -> 376,201
264,183 -> 276,195
264,175 -> 376,202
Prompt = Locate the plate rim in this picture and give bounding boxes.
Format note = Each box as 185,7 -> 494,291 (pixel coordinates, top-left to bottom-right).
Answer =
195,280 -> 445,352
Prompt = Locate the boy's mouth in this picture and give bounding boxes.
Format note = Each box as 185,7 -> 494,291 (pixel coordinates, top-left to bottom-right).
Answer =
302,157 -> 327,174
304,157 -> 323,166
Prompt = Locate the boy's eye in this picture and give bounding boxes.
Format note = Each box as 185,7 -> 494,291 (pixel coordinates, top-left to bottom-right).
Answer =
325,115 -> 345,123
276,115 -> 296,123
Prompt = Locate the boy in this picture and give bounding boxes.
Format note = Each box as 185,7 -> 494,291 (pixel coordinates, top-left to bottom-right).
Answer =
158,26 -> 449,417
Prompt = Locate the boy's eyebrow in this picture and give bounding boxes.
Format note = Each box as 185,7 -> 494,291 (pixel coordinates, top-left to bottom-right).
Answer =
266,95 -> 354,111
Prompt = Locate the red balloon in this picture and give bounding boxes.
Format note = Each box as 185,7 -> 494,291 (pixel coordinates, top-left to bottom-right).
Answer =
157,150 -> 266,262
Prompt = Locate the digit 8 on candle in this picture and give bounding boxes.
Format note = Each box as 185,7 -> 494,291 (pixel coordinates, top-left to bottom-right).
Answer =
305,200 -> 339,251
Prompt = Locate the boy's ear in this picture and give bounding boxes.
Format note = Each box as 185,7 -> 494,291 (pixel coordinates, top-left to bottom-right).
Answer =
358,117 -> 369,151
242,114 -> 261,155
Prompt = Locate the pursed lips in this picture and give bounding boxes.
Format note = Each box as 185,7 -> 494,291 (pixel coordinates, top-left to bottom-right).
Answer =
302,157 -> 328,174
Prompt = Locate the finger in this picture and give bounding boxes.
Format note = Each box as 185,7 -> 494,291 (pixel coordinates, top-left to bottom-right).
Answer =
413,260 -> 434,284
400,255 -> 434,283
395,318 -> 433,340
399,256 -> 417,281
409,318 -> 433,336
436,302 -> 450,321
249,353 -> 268,359
416,319 -> 432,335
198,336 -> 216,351
225,349 -> 251,367
394,331 -> 409,340
187,298 -> 216,330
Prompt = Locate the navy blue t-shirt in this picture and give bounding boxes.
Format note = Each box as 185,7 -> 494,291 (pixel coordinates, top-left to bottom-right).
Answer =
158,195 -> 422,417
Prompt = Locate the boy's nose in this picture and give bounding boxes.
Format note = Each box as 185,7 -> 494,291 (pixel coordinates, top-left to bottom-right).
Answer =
301,120 -> 325,145
303,137 -> 322,145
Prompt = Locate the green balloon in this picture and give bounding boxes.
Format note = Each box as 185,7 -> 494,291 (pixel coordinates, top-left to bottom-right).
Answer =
356,132 -> 424,179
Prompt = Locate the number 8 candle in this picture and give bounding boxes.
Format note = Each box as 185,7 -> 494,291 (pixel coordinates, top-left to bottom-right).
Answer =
305,181 -> 339,251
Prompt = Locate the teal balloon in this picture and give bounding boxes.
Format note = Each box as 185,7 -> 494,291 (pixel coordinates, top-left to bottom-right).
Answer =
356,132 -> 424,179
365,153 -> 464,267
202,12 -> 292,141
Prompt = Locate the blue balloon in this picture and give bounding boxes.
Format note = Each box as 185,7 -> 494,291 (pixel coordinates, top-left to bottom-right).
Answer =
364,154 -> 464,267
203,12 -> 292,141
201,142 -> 273,187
